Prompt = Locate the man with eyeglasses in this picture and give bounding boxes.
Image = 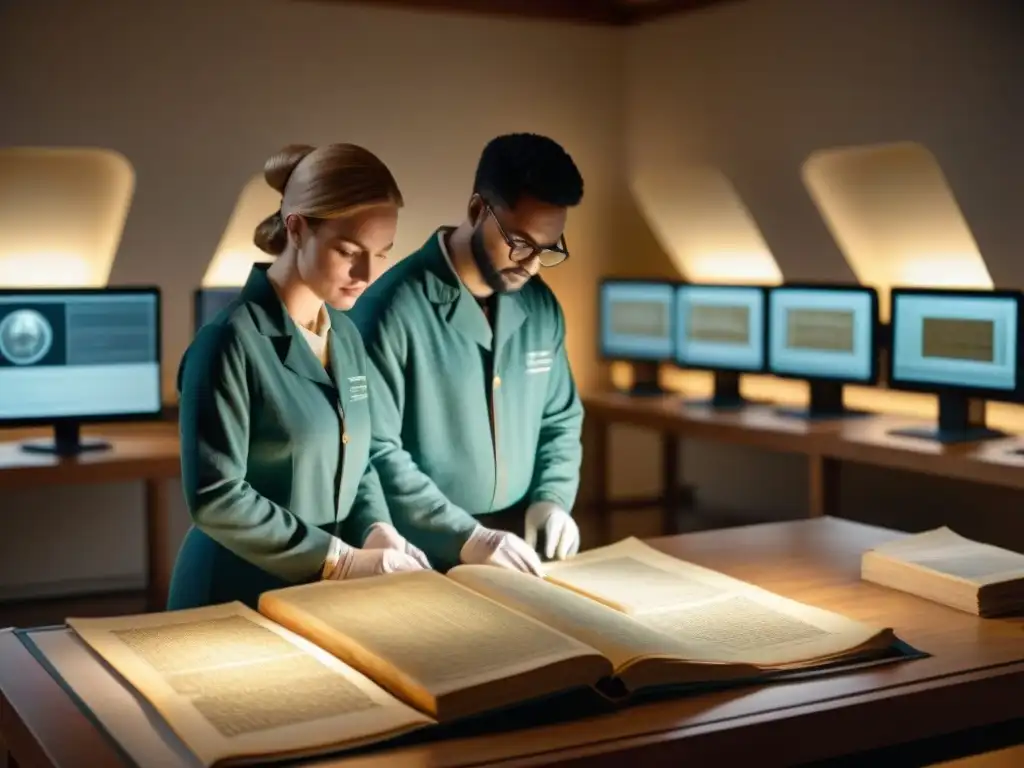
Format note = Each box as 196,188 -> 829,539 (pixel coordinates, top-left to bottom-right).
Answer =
348,133 -> 584,575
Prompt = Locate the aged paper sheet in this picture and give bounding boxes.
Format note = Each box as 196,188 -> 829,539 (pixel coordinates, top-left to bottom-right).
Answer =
27,627 -> 205,767
863,527 -> 1024,615
69,602 -> 432,767
262,570 -> 598,698
546,538 -> 891,667
449,564 -> 724,670
867,527 -> 1024,584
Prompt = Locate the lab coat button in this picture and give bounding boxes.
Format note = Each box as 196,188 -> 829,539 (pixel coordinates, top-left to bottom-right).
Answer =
493,376 -> 501,389
341,432 -> 350,445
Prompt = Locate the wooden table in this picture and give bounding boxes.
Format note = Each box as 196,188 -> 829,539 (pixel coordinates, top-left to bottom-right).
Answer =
2,517 -> 1024,767
0,422 -> 181,611
585,391 -> 1024,538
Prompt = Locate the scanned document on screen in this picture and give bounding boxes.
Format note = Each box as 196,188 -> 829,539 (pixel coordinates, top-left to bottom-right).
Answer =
921,317 -> 995,363
786,309 -> 855,352
688,304 -> 750,345
611,301 -> 670,337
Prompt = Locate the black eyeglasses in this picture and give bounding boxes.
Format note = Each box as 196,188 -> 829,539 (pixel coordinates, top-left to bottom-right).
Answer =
486,206 -> 570,268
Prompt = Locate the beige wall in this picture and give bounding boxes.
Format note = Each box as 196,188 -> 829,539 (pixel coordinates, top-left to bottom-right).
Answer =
3,0 -> 1024,598
0,0 -> 621,597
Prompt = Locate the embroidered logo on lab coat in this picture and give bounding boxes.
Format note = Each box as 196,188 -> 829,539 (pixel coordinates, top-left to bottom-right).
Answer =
348,375 -> 368,401
525,349 -> 553,375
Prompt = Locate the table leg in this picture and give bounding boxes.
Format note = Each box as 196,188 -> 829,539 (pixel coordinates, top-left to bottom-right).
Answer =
592,417 -> 612,546
145,479 -> 171,611
662,434 -> 680,535
808,455 -> 841,517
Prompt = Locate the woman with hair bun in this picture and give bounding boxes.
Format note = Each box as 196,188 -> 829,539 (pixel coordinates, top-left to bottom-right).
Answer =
168,143 -> 428,611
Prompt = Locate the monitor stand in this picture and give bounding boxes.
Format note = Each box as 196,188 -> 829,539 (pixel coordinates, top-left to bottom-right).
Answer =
21,422 -> 112,458
889,394 -> 1004,444
622,361 -> 667,397
684,371 -> 746,411
776,381 -> 870,421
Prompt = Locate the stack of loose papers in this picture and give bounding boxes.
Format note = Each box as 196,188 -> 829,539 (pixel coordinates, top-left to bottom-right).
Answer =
862,527 -> 1024,617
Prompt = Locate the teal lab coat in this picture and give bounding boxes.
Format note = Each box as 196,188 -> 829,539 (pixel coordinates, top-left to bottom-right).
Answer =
348,229 -> 584,569
168,265 -> 389,610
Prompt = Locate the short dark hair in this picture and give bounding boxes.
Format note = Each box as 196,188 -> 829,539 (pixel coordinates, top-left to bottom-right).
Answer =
472,133 -> 584,210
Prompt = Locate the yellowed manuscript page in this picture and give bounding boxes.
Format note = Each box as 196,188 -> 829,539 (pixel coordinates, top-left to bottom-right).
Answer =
448,563 -> 736,670
69,603 -> 432,767
866,527 -> 1024,585
545,538 -> 892,668
260,570 -> 608,717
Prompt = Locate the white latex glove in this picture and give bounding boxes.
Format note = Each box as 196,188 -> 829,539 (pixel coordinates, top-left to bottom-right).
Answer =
325,543 -> 425,581
524,502 -> 580,560
363,522 -> 432,570
460,525 -> 545,576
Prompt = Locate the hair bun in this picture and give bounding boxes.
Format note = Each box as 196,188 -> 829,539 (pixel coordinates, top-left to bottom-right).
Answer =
263,144 -> 316,194
252,210 -> 288,256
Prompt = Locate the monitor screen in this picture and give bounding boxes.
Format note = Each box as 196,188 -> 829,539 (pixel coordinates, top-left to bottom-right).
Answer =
0,289 -> 162,423
674,284 -> 766,372
767,286 -> 877,383
599,280 -> 675,361
891,290 -> 1022,393
194,287 -> 241,333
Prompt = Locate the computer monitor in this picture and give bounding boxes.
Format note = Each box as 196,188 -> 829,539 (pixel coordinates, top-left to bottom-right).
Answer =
0,287 -> 162,456
674,283 -> 768,409
193,287 -> 242,335
888,287 -> 1024,444
767,284 -> 879,420
599,278 -> 675,396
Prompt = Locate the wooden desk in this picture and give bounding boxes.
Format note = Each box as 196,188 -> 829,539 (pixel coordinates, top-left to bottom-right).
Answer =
584,392 -> 1024,538
585,392 -> 843,537
827,416 -> 1024,490
2,518 -> 1024,767
0,422 -> 181,610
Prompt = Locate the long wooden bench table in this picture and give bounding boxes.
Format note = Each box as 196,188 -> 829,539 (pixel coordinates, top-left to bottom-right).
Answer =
5,396 -> 1024,612
584,392 -> 1024,538
2,517 -> 1023,767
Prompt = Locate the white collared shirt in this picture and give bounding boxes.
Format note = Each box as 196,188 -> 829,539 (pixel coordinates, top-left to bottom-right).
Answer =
296,304 -> 331,367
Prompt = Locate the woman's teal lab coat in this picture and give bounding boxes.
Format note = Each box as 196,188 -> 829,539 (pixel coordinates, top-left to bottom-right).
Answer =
167,265 -> 390,610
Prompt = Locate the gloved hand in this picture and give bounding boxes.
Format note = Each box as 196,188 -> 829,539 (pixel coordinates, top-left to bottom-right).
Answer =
363,522 -> 432,569
460,525 -> 545,576
524,501 -> 580,560
324,542 -> 425,581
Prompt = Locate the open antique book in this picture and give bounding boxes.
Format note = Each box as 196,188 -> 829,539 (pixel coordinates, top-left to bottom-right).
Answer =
68,537 -> 905,767
862,526 -> 1024,616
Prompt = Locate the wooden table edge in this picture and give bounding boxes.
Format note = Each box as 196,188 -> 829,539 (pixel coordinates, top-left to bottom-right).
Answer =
581,393 -> 1024,494
0,463 -> 180,490
821,438 -> 1024,490
581,396 -> 838,455
3,628 -> 1024,768
1,631 -> 122,768
0,421 -> 181,491
489,660 -> 1024,767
